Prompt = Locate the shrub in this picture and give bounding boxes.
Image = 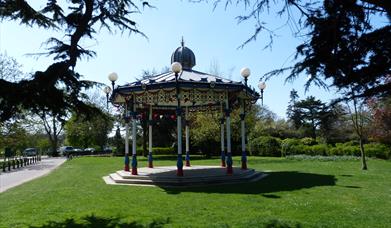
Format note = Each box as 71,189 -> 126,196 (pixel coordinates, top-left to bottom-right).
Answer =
301,137 -> 317,146
307,144 -> 329,156
251,136 -> 281,157
328,145 -> 360,156
342,141 -> 359,146
281,138 -> 301,156
365,143 -> 391,159
286,155 -> 360,161
135,147 -> 175,156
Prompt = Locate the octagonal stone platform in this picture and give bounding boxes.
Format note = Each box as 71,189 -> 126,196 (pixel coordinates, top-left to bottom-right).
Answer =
103,166 -> 267,187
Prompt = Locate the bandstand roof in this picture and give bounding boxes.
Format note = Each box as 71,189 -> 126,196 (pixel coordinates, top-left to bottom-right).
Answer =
111,41 -> 259,111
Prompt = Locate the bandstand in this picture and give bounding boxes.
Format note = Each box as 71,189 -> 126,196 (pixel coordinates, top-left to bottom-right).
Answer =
104,40 -> 266,186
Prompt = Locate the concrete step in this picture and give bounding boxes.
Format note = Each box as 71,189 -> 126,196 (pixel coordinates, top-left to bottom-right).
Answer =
116,168 -> 255,180
108,169 -> 265,187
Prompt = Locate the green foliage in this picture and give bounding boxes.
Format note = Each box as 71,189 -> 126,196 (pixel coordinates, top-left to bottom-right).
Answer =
329,144 -> 361,157
250,136 -> 281,157
0,0 -> 150,121
250,106 -> 299,140
190,112 -> 221,157
65,111 -> 114,149
281,138 -> 301,156
300,137 -> 317,146
286,155 -> 360,161
281,139 -> 390,159
364,143 -> 391,160
136,147 -> 175,155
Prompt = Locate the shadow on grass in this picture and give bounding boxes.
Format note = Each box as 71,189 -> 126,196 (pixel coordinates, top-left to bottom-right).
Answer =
162,171 -> 336,195
29,214 -> 170,228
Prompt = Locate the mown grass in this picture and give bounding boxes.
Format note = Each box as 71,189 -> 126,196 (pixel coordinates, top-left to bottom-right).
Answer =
0,156 -> 390,227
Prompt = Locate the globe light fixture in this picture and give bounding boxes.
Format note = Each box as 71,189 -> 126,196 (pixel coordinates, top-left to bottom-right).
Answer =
171,62 -> 182,73
103,86 -> 112,109
258,82 -> 266,90
108,72 -> 118,89
240,67 -> 251,79
258,82 -> 266,106
103,86 -> 112,94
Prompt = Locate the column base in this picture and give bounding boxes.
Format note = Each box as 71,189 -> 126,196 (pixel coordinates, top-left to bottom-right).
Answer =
185,160 -> 191,167
185,152 -> 190,166
221,152 -> 226,167
131,167 -> 138,175
124,155 -> 130,171
221,159 -> 226,167
241,161 -> 247,170
177,154 -> 184,176
177,167 -> 184,176
227,166 -> 233,175
241,152 -> 247,170
148,153 -> 153,168
131,154 -> 137,175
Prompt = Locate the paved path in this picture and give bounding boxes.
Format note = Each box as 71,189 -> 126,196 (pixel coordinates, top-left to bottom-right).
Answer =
0,157 -> 67,193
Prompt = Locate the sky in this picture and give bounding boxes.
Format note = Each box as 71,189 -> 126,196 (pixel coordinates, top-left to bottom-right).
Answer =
0,0 -> 340,119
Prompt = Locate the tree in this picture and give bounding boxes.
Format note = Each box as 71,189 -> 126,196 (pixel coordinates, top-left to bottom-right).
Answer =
0,120 -> 29,155
112,125 -> 124,155
0,1 -> 151,122
0,53 -> 24,81
290,96 -> 333,140
318,103 -> 354,144
190,111 -> 220,157
345,95 -> 371,170
286,89 -> 301,129
368,96 -> 391,144
209,1 -> 390,99
37,111 -> 65,156
65,110 -> 113,150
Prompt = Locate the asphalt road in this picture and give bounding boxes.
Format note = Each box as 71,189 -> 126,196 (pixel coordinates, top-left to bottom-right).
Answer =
0,157 -> 66,193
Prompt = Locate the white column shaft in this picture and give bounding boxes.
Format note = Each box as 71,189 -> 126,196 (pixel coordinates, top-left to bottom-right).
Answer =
185,107 -> 189,153
149,106 -> 152,153
221,122 -> 225,152
177,115 -> 182,154
226,99 -> 231,153
125,122 -> 129,155
132,103 -> 137,155
241,103 -> 246,152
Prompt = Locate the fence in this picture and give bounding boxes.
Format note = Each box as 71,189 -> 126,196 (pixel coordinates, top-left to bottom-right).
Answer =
1,155 -> 41,173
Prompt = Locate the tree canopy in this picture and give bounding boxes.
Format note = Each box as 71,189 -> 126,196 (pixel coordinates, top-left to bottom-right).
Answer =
0,0 -> 150,121
213,0 -> 391,100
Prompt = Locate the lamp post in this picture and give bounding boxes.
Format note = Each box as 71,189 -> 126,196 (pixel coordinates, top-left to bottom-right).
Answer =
103,86 -> 112,109
172,62 -> 183,176
240,67 -> 250,170
258,82 -> 266,106
108,72 -> 118,90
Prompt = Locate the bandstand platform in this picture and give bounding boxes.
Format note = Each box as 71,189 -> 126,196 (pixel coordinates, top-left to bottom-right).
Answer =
103,166 -> 267,187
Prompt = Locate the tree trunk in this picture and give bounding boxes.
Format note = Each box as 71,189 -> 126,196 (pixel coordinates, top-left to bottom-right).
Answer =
359,137 -> 368,170
52,117 -> 59,157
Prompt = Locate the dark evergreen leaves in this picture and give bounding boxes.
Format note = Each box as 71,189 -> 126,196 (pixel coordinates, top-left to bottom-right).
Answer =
0,0 -> 57,28
0,0 -> 149,122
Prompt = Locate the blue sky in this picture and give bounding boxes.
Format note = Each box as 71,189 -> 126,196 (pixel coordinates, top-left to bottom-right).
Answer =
0,0 -> 339,118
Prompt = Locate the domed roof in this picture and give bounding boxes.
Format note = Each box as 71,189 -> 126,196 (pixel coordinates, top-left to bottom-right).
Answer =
171,38 -> 196,70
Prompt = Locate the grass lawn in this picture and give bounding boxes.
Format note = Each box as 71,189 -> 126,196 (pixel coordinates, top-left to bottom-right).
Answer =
0,156 -> 390,228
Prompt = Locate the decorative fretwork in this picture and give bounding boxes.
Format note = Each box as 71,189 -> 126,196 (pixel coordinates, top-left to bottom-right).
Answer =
132,88 -> 227,106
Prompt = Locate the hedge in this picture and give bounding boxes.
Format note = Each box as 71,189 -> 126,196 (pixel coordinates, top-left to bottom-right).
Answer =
259,138 -> 391,159
250,136 -> 281,157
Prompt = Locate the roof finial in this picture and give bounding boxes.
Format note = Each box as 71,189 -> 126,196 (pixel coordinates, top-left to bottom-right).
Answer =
181,36 -> 184,47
